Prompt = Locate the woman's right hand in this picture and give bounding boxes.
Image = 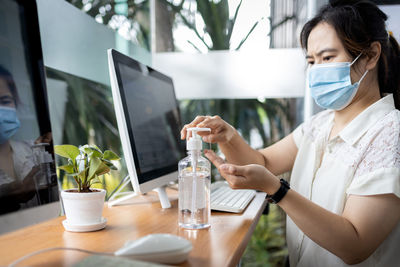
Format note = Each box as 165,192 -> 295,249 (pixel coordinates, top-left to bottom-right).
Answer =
180,115 -> 236,144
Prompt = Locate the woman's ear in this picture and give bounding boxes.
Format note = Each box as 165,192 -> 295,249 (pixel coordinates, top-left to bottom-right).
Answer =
365,41 -> 381,70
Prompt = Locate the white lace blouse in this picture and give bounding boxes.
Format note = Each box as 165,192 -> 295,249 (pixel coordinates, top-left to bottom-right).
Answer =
288,94 -> 400,267
0,140 -> 35,187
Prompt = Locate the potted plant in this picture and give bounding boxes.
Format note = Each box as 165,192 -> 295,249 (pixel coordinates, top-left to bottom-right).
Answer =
54,144 -> 120,232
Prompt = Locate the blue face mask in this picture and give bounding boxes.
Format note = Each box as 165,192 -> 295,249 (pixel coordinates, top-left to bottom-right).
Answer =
0,106 -> 20,144
308,54 -> 369,110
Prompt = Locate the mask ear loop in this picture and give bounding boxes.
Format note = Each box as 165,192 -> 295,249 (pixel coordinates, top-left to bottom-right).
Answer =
357,69 -> 369,85
349,53 -> 369,85
350,53 -> 363,66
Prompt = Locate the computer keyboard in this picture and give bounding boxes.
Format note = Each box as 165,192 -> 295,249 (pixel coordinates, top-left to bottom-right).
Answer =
211,182 -> 256,213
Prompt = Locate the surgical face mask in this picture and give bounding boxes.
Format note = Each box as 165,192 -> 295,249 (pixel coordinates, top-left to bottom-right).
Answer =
308,53 -> 369,110
0,106 -> 20,144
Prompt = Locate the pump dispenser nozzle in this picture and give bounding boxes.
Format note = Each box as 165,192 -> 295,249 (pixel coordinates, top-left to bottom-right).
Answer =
186,127 -> 211,151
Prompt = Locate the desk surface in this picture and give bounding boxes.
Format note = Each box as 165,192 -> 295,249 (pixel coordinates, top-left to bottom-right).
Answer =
0,190 -> 267,267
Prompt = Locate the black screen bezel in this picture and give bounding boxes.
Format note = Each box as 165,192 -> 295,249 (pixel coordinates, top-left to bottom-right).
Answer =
111,49 -> 183,184
17,0 -> 53,135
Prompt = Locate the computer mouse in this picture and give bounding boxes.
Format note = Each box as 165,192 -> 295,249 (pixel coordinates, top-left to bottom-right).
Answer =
114,233 -> 192,264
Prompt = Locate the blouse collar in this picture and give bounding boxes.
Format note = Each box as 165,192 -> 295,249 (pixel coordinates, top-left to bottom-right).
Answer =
339,94 -> 395,145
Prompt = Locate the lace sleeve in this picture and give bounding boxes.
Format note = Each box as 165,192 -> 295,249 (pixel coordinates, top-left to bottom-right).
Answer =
347,112 -> 400,198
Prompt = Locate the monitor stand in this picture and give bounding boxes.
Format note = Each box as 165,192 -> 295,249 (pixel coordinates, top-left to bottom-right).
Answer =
153,186 -> 171,209
108,175 -> 172,208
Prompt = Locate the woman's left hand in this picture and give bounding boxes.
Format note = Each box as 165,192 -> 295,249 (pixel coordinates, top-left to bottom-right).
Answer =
204,150 -> 280,194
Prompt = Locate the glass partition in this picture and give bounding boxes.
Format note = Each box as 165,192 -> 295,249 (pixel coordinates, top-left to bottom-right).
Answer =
36,0 -> 151,195
0,0 -> 58,219
36,0 -> 151,86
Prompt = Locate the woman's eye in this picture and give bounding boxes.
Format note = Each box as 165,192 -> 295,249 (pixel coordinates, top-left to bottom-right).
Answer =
323,56 -> 332,61
0,97 -> 14,106
308,61 -> 314,65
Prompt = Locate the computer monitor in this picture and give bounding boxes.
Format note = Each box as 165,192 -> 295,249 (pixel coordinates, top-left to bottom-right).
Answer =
0,0 -> 60,234
107,49 -> 184,208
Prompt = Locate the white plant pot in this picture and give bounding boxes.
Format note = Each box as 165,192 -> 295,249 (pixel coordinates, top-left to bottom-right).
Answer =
61,189 -> 106,227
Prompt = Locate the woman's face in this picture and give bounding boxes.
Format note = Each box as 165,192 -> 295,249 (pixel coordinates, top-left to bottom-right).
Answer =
0,78 -> 15,108
306,22 -> 368,97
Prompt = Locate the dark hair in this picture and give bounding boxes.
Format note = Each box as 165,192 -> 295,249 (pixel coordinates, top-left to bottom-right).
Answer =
300,0 -> 400,109
0,65 -> 20,106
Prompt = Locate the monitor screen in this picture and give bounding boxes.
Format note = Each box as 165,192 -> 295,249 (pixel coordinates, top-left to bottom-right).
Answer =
0,0 -> 59,225
113,51 -> 184,186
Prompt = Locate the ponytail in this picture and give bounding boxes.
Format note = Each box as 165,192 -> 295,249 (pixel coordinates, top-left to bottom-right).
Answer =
380,34 -> 400,109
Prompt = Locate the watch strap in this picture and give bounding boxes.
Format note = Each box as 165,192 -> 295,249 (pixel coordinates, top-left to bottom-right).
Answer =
266,179 -> 290,204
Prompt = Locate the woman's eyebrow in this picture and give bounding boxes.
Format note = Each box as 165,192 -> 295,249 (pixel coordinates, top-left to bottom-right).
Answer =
306,48 -> 339,58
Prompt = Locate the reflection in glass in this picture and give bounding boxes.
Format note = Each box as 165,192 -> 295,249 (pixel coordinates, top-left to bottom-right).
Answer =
0,0 -> 58,215
0,67 -> 58,215
45,67 -> 129,197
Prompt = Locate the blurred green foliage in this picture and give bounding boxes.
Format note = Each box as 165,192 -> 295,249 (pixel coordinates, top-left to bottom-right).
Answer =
66,0 -> 151,50
180,98 -> 293,148
242,205 -> 288,267
161,0 -> 261,51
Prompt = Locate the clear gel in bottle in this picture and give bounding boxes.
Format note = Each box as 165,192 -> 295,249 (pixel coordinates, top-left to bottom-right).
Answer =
178,127 -> 211,229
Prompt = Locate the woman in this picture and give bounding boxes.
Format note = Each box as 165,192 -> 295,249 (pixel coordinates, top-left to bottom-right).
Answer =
181,1 -> 400,266
0,65 -> 52,214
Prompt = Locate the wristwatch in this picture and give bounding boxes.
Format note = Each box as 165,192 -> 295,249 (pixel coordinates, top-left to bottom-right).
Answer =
266,179 -> 290,204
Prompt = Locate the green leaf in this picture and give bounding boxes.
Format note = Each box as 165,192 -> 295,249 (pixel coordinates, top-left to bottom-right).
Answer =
235,19 -> 261,50
90,144 -> 102,152
103,150 -> 120,161
80,145 -> 103,158
78,166 -> 90,188
81,144 -> 101,152
58,164 -> 74,174
66,167 -> 88,177
90,150 -> 103,158
108,164 -> 118,170
66,172 -> 79,177
102,159 -> 118,170
88,157 -> 102,180
95,162 -> 111,176
90,177 -> 101,186
102,158 -> 112,164
228,0 -> 242,40
54,145 -> 80,163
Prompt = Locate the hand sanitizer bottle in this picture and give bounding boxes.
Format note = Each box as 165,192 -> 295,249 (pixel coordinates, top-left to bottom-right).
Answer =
178,127 -> 211,229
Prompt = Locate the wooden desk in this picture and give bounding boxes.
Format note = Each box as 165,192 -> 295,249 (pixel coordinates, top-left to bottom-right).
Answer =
0,191 -> 267,267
